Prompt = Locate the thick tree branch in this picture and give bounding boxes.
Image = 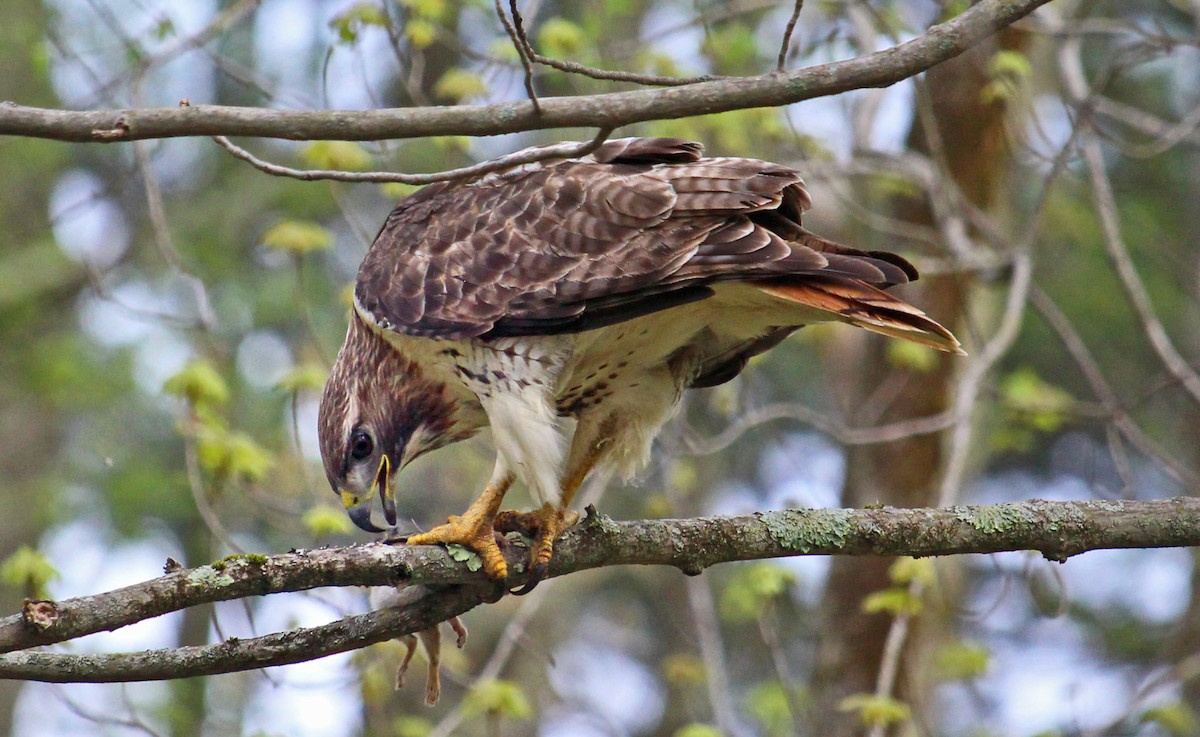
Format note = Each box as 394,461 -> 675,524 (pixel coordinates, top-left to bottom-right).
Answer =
2,498 -> 1199,682
0,0 -> 1050,143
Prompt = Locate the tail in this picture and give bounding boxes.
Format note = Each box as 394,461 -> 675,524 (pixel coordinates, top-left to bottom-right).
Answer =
758,279 -> 965,355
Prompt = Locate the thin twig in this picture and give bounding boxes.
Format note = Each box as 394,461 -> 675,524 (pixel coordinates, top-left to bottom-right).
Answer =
1102,98 -> 1200,159
130,136 -> 217,330
210,128 -> 613,184
182,434 -> 244,554
1104,423 -> 1136,498
50,685 -> 164,737
685,573 -> 744,736
683,403 -> 956,456
862,31 -> 1095,717
756,607 -> 805,734
1056,36 -> 1200,408
80,261 -> 201,330
519,51 -> 715,87
127,81 -> 218,327
847,3 -> 889,149
1092,95 -> 1200,153
496,0 -> 541,112
864,25 -> 1086,720
938,251 -> 1033,508
508,0 -> 714,87
1081,129 -> 1200,405
89,0 -> 262,106
777,0 -> 806,71
1031,287 -> 1200,489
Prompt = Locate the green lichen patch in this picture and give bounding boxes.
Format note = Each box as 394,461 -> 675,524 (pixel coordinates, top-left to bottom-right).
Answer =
187,566 -> 235,588
763,509 -> 853,553
956,504 -> 1030,534
446,544 -> 483,573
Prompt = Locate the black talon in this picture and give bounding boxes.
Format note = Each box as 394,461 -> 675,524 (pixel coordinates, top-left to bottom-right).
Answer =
479,578 -> 506,604
508,561 -> 548,596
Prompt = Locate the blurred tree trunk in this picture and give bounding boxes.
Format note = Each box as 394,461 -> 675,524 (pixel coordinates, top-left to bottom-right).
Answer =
1166,121 -> 1200,713
166,529 -> 216,737
810,19 -> 1030,735
1170,549 -> 1200,710
0,0 -> 71,733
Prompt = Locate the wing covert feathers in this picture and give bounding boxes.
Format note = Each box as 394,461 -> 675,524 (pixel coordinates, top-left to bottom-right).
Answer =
758,280 -> 965,355
355,136 -> 960,352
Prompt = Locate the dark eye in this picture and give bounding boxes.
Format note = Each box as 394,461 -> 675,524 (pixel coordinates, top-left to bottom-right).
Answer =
349,430 -> 374,461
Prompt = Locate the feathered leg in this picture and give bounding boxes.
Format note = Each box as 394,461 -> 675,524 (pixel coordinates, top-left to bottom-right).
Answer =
500,416 -> 616,594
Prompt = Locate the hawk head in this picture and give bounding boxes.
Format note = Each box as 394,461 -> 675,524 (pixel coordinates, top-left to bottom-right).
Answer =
317,313 -> 467,533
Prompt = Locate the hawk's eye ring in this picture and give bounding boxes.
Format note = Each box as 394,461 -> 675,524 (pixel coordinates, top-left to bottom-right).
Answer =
349,430 -> 374,461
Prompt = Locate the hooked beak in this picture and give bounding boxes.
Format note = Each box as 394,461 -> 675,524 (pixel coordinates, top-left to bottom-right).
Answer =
340,455 -> 395,533
341,489 -> 383,533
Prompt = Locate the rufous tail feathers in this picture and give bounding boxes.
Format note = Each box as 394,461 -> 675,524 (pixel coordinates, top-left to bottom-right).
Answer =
758,280 -> 965,355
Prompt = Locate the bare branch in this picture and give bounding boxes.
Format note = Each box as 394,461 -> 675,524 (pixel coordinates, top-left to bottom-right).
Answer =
0,0 -> 1052,144
777,0 -> 806,71
682,402 -> 956,456
1056,34 -> 1200,409
495,0 -> 541,112
0,586 -> 483,683
507,0 -> 714,87
3,498 -> 1200,683
1080,130 -> 1200,405
211,128 -> 613,184
89,0 -> 262,106
685,573 -> 742,736
1031,287 -> 1200,489
1092,95 -> 1200,154
129,126 -> 216,330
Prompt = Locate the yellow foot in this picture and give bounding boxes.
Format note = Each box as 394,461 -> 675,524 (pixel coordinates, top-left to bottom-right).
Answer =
406,515 -> 508,580
405,476 -> 514,580
496,504 -> 580,595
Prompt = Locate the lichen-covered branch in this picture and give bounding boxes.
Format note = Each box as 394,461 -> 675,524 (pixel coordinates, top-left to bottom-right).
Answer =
0,0 -> 1050,144
1,498 -> 1199,683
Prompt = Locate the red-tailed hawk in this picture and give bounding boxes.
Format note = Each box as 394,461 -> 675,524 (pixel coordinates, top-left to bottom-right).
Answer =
318,137 -> 961,592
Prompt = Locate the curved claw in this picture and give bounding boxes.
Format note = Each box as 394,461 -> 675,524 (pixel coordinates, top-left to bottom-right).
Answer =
508,562 -> 548,596
496,504 -> 578,595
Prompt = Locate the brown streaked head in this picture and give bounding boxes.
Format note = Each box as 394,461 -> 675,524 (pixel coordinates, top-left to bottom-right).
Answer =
317,312 -> 464,533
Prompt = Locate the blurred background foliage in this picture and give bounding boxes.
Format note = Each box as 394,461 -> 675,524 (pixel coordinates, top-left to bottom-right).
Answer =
2,1 -> 1200,736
